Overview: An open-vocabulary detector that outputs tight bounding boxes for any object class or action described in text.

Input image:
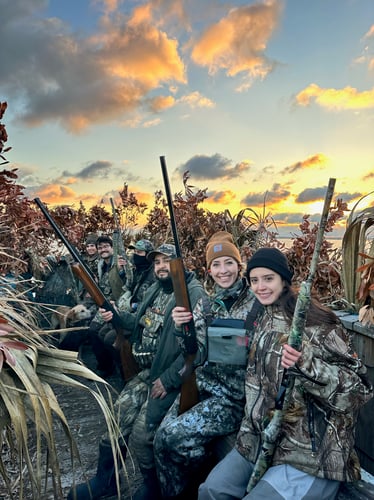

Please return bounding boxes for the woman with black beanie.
[199,247,373,500]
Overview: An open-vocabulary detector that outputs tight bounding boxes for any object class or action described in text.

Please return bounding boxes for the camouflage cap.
[147,243,177,262]
[128,239,154,253]
[85,233,98,245]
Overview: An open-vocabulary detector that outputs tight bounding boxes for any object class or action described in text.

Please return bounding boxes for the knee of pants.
[153,425,170,455]
[153,423,189,462]
[197,481,213,500]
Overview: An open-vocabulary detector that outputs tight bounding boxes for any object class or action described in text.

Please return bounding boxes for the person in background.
[87,235,132,377]
[198,247,373,500]
[82,233,99,277]
[78,233,99,312]
[117,239,155,314]
[153,231,261,499]
[67,244,207,500]
[104,239,156,379]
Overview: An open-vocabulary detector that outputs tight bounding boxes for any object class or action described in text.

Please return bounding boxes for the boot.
[133,467,162,500]
[67,440,124,500]
[89,326,115,377]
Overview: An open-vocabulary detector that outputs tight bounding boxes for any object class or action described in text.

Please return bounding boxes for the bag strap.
[202,295,214,327]
[244,298,263,334]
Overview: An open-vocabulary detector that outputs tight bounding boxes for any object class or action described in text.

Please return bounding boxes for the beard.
[156,274,173,293]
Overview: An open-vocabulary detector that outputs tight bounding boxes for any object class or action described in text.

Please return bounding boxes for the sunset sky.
[1,0,373,237]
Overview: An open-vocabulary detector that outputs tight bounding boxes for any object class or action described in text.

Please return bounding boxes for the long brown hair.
[278,282,339,327]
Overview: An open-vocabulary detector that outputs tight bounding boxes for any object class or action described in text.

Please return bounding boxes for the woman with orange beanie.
[153,231,262,499]
[198,247,373,500]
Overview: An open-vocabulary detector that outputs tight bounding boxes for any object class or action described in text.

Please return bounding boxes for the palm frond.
[341,193,374,309]
[0,279,121,499]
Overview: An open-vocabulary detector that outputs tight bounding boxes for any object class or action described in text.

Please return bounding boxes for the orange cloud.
[178,91,215,108]
[99,0,121,14]
[143,118,162,127]
[97,9,186,88]
[363,25,374,39]
[149,95,176,112]
[191,1,282,85]
[207,190,236,204]
[11,2,188,133]
[295,84,374,110]
[233,160,252,175]
[64,177,78,185]
[281,153,328,175]
[363,171,374,181]
[34,184,78,204]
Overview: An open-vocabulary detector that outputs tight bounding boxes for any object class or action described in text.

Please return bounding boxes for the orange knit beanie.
[206,231,242,269]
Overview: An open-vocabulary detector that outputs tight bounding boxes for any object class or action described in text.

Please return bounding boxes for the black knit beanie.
[246,248,293,284]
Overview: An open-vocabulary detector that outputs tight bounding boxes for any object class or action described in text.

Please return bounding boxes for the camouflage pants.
[106,368,156,470]
[153,391,244,497]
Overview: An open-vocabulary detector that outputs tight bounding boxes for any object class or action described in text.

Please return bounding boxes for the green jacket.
[121,271,207,431]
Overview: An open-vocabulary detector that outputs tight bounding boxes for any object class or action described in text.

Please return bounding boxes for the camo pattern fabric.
[116,266,155,314]
[83,254,99,279]
[104,369,150,446]
[236,305,373,483]
[154,279,258,497]
[131,288,172,369]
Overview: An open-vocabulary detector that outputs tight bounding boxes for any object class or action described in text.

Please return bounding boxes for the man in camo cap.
[116,239,155,314]
[68,243,207,500]
[146,243,176,262]
[128,238,154,253]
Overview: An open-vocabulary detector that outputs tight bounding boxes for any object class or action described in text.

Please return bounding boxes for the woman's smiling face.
[248,267,284,305]
[209,256,240,289]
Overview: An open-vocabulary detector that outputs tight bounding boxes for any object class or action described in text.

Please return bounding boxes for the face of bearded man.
[153,254,171,282]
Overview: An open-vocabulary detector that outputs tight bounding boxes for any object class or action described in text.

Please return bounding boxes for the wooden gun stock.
[170,254,199,416]
[170,258,196,349]
[71,263,122,329]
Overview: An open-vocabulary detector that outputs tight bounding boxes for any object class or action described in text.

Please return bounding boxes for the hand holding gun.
[246,178,336,491]
[34,197,139,381]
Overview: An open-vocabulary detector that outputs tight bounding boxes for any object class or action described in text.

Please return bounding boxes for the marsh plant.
[0,271,123,499]
[341,192,374,324]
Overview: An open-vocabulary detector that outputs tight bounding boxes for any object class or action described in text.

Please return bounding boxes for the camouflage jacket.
[194,278,258,404]
[236,305,373,482]
[78,253,99,299]
[120,271,207,431]
[97,256,128,302]
[117,264,155,314]
[83,253,99,279]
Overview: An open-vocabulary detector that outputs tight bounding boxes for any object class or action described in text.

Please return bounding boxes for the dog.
[50,303,92,330]
[50,303,93,350]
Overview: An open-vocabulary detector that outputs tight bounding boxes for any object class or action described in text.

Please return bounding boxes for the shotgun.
[34,197,139,381]
[160,156,199,415]
[109,197,133,290]
[247,178,336,491]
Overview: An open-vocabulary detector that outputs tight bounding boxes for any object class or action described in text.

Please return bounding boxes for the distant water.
[278,238,342,251]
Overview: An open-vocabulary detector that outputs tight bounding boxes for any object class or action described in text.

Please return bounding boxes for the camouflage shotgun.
[247,178,336,492]
[109,197,133,290]
[34,197,139,381]
[160,156,199,415]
